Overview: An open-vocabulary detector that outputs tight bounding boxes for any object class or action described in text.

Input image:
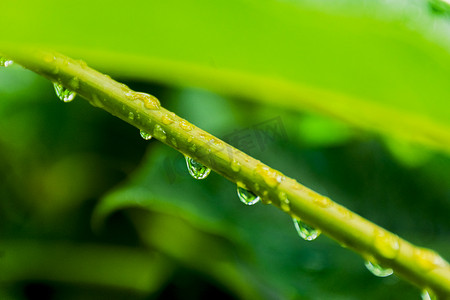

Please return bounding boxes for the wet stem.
[1,48,450,298]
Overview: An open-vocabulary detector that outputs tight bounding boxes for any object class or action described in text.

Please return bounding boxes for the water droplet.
[293,218,321,241]
[374,229,399,260]
[119,83,130,92]
[140,130,152,140]
[413,248,448,271]
[421,289,436,300]
[208,138,223,150]
[279,192,291,212]
[313,195,332,208]
[336,205,352,220]
[126,91,160,110]
[199,132,209,139]
[53,83,76,102]
[255,164,284,188]
[185,156,211,179]
[237,187,260,205]
[43,53,55,63]
[90,94,104,108]
[364,261,393,277]
[0,57,13,67]
[77,59,88,68]
[189,144,197,152]
[259,187,272,205]
[153,124,167,141]
[180,120,193,131]
[170,137,178,147]
[230,160,241,172]
[128,112,135,120]
[162,114,175,125]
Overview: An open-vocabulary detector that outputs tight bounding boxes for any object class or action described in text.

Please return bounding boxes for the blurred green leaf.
[296,114,355,148]
[0,240,173,294]
[1,0,449,152]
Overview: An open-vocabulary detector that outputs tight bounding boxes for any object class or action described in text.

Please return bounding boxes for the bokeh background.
[1,0,450,299]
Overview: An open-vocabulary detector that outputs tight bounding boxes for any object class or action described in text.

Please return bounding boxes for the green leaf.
[1,0,449,153]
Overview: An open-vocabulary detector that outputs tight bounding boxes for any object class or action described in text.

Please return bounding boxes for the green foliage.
[1,0,450,299]
[2,0,450,151]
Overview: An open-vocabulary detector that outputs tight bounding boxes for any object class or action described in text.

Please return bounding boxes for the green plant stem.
[2,48,449,298]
